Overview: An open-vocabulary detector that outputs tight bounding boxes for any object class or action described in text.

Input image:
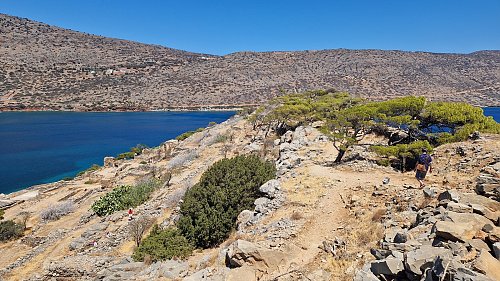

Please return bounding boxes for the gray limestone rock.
[354,264,380,281]
[259,179,280,199]
[438,190,461,203]
[158,260,188,279]
[493,242,500,260]
[447,202,473,213]
[370,257,404,276]
[405,245,453,275]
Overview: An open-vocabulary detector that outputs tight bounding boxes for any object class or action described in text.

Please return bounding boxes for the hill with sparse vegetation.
[1,13,499,111]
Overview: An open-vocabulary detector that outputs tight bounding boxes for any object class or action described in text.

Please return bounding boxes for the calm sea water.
[0,111,234,194]
[483,107,500,122]
[0,108,499,195]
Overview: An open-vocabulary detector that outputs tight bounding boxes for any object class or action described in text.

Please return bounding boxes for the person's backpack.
[416,154,430,171]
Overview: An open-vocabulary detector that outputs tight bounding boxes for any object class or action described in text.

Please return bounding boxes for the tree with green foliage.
[178,155,276,248]
[320,104,378,162]
[0,209,4,220]
[132,225,193,262]
[371,141,433,171]
[263,91,499,165]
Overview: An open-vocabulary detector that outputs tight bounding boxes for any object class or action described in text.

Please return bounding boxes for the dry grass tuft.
[291,211,304,221]
[322,216,384,280]
[371,208,386,222]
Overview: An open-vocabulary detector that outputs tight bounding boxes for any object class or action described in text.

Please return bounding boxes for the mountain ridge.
[1,13,499,111]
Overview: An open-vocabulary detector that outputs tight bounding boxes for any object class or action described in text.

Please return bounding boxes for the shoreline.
[0,104,259,113]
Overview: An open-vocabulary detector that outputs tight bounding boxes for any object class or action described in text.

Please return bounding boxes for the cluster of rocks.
[276,126,312,176]
[355,187,500,281]
[237,179,286,234]
[476,161,500,200]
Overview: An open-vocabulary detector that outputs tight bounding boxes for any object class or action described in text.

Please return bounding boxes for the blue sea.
[0,111,234,194]
[483,107,500,122]
[0,108,499,195]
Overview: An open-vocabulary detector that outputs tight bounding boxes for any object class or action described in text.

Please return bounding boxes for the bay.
[1,107,499,195]
[0,111,234,194]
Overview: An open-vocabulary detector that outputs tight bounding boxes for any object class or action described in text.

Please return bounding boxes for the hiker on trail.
[128,208,133,220]
[415,148,432,188]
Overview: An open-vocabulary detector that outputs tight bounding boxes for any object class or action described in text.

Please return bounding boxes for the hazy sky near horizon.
[1,0,499,55]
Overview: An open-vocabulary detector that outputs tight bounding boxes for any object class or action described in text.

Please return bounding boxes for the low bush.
[178,155,276,248]
[175,128,204,141]
[91,179,160,216]
[40,201,75,221]
[132,225,193,262]
[76,164,101,177]
[0,220,24,242]
[0,209,4,220]
[117,144,148,160]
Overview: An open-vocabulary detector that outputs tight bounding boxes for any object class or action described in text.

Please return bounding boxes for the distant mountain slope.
[1,13,499,110]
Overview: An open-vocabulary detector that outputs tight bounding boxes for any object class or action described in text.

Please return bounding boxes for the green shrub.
[214,134,230,143]
[117,144,148,160]
[132,226,193,262]
[117,151,135,160]
[0,220,24,242]
[0,209,4,220]
[175,128,204,141]
[91,180,160,216]
[76,164,101,177]
[178,155,276,248]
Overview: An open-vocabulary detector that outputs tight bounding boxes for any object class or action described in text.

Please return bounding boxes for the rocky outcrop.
[476,161,500,200]
[355,188,500,281]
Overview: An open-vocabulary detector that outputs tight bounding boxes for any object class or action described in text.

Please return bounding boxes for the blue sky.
[0,0,499,55]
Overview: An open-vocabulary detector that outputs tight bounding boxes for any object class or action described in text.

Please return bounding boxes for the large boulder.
[226,240,286,271]
[453,267,494,281]
[259,180,280,199]
[473,251,500,280]
[434,221,477,242]
[158,260,188,279]
[405,245,453,275]
[447,212,494,233]
[370,256,404,276]
[226,266,257,281]
[438,190,461,203]
[354,264,380,281]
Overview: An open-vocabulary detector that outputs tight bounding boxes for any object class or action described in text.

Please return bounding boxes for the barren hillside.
[1,13,500,111]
